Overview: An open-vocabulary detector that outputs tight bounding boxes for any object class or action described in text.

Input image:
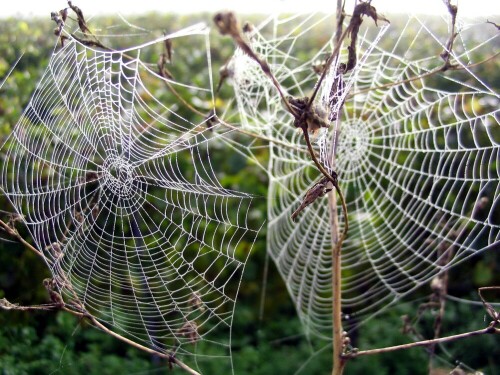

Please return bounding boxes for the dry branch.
[343,325,500,359]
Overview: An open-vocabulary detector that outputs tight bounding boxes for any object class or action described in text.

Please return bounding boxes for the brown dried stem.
[427,246,453,373]
[301,129,348,238]
[343,324,500,359]
[69,33,109,50]
[213,11,349,237]
[486,20,500,30]
[0,299,58,311]
[478,287,500,323]
[213,11,351,214]
[329,4,390,374]
[0,218,42,257]
[213,11,297,116]
[307,26,349,110]
[78,309,201,375]
[440,0,458,68]
[307,1,389,109]
[331,1,346,373]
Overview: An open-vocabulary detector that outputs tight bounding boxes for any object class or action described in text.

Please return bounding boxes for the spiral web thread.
[221,12,500,338]
[0,21,260,360]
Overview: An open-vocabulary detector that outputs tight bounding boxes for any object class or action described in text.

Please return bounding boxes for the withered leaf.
[291,177,332,221]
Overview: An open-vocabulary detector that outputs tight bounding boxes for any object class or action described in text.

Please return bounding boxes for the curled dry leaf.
[288,96,330,134]
[45,242,64,261]
[291,177,332,221]
[478,288,500,323]
[67,1,90,34]
[213,12,240,37]
[188,292,206,311]
[178,321,201,344]
[43,278,65,306]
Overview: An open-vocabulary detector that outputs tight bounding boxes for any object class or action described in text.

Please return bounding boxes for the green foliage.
[0,313,164,374]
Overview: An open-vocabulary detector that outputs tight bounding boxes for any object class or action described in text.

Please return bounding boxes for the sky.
[1,0,499,18]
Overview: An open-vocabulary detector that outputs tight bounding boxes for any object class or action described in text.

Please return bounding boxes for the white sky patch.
[1,0,499,18]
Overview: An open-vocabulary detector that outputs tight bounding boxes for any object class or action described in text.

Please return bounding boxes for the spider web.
[0,20,260,362]
[219,11,500,338]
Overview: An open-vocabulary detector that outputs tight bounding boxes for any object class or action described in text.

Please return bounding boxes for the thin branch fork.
[0,218,42,257]
[343,324,500,359]
[213,12,297,116]
[344,285,500,360]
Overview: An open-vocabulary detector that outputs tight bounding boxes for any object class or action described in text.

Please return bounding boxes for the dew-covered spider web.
[0,19,260,364]
[218,9,500,339]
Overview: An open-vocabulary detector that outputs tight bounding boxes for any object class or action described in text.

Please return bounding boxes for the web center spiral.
[337,120,369,176]
[101,156,136,198]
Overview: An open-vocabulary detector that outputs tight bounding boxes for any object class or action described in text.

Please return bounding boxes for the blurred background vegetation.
[0,11,499,375]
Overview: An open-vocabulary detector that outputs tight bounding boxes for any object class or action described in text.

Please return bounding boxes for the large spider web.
[0,20,260,361]
[220,11,499,338]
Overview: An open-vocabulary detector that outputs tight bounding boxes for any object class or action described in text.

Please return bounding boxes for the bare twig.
[213,11,297,116]
[301,128,349,239]
[332,231,346,374]
[334,1,346,44]
[478,287,500,323]
[67,1,91,34]
[0,218,43,257]
[486,20,500,30]
[348,51,500,98]
[0,298,58,311]
[212,5,388,223]
[307,1,389,108]
[79,309,201,375]
[212,10,350,233]
[307,27,349,109]
[331,1,346,373]
[427,244,453,373]
[345,285,500,361]
[440,0,458,69]
[301,3,387,243]
[343,325,499,359]
[68,33,109,50]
